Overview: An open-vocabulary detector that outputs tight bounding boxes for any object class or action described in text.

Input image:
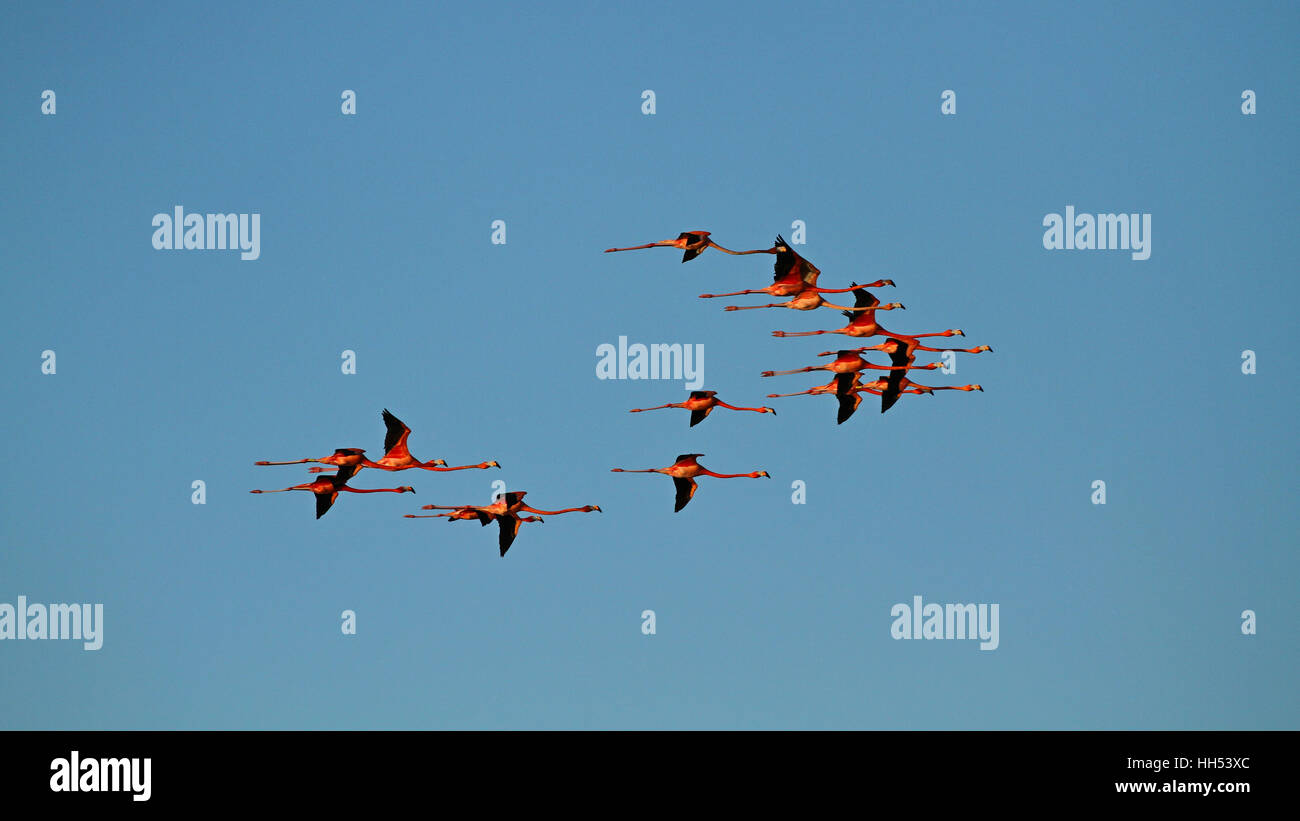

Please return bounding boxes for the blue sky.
[1,1,1296,729]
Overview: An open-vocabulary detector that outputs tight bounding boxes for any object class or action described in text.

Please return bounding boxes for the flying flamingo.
[255,447,369,470]
[604,231,768,263]
[611,454,769,512]
[764,373,931,424]
[772,285,968,343]
[845,336,994,359]
[763,373,899,424]
[878,372,983,413]
[405,508,545,556]
[700,236,895,299]
[308,409,501,474]
[721,285,904,314]
[629,390,776,427]
[407,509,546,525]
[760,349,942,379]
[411,491,539,555]
[418,490,528,517]
[765,374,860,400]
[250,466,415,519]
[834,336,993,414]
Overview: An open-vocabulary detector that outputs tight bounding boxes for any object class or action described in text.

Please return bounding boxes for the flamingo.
[313,409,501,473]
[611,454,769,512]
[833,336,991,414]
[418,490,528,517]
[407,509,546,525]
[250,466,415,519]
[700,236,894,299]
[760,349,941,379]
[405,508,545,556]
[416,492,600,518]
[772,285,964,342]
[878,372,983,413]
[844,336,994,358]
[255,447,369,470]
[629,390,776,427]
[604,230,768,262]
[763,373,897,424]
[721,285,904,314]
[765,374,931,424]
[411,492,539,555]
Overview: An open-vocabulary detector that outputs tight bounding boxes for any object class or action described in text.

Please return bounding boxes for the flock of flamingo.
[603,230,993,509]
[251,409,600,556]
[250,230,991,555]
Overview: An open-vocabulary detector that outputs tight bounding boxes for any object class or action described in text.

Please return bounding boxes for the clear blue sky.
[1,1,1295,729]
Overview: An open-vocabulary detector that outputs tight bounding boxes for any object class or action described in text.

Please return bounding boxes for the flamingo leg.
[715,401,775,414]
[699,289,770,298]
[761,366,820,376]
[766,390,827,398]
[604,241,677,252]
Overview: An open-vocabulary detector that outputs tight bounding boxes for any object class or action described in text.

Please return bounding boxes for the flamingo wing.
[497,513,523,556]
[837,391,863,425]
[689,406,714,427]
[770,235,798,283]
[334,464,359,484]
[886,338,916,369]
[672,477,698,512]
[881,371,907,413]
[380,409,412,459]
[315,490,339,519]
